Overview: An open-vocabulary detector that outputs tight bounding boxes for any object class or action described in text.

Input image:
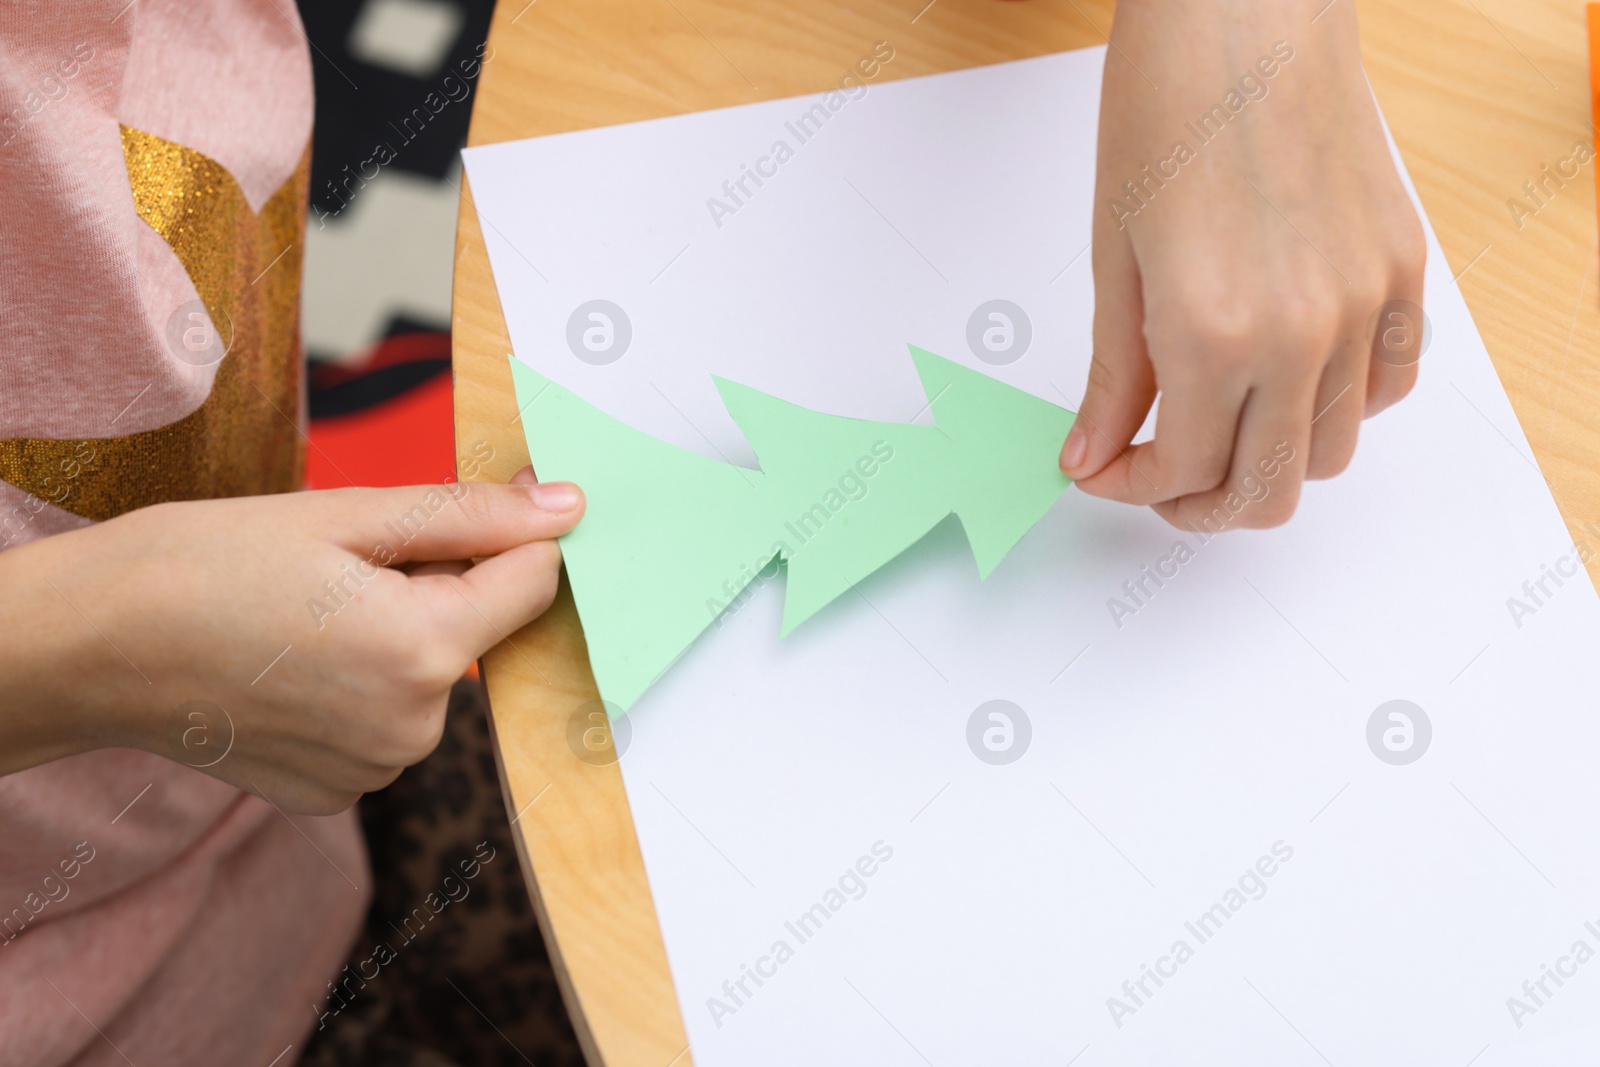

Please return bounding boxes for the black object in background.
[295,0,498,218]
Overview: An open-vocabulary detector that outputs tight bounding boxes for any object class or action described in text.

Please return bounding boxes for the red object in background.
[304,332,457,489]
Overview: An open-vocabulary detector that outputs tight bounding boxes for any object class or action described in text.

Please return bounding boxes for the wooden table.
[451,2,1600,1062]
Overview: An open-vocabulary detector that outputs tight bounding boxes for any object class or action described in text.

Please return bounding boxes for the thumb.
[1061,228,1156,480]
[413,538,567,652]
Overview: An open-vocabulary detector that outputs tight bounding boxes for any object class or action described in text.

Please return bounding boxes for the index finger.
[313,480,584,564]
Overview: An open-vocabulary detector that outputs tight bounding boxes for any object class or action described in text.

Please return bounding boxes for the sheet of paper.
[510,346,1075,709]
[466,47,1600,1065]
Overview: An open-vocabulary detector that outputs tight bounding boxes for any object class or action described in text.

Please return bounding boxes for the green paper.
[510,346,1075,712]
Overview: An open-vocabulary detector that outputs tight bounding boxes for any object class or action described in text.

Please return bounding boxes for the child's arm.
[0,471,582,814]
[1060,0,1424,528]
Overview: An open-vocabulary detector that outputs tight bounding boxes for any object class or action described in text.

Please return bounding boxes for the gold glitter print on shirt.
[0,127,309,522]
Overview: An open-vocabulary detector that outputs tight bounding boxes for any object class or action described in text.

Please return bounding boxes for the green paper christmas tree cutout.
[511,346,1075,712]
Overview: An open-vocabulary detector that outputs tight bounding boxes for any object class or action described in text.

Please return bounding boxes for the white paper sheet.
[465,47,1600,1065]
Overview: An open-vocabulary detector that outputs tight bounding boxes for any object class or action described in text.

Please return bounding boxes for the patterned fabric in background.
[291,3,583,1062]
[301,681,585,1067]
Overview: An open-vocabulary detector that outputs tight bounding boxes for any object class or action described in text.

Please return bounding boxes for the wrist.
[0,533,129,775]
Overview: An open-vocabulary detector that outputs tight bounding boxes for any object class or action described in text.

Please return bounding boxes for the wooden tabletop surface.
[451,2,1600,1063]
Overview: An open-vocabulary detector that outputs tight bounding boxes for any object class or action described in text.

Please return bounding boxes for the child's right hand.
[0,468,583,814]
[1061,0,1425,530]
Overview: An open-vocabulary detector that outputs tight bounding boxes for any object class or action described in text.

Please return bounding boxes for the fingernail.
[529,482,579,511]
[1060,425,1088,473]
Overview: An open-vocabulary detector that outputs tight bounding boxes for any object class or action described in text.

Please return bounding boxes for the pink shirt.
[0,3,367,1064]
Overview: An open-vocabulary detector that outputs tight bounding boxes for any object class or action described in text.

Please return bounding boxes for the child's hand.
[1059,0,1425,529]
[0,468,582,813]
